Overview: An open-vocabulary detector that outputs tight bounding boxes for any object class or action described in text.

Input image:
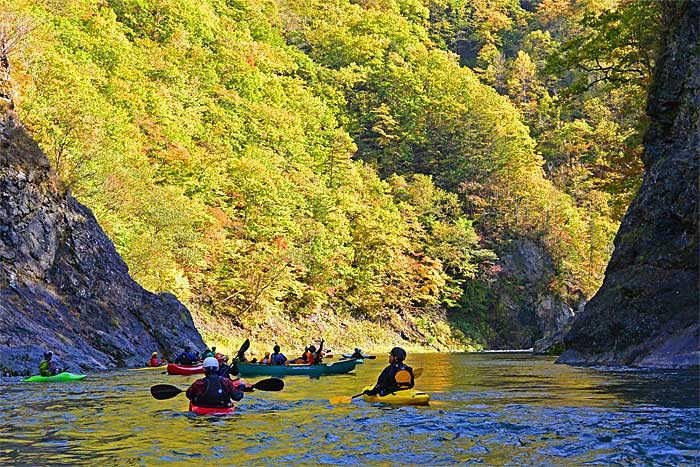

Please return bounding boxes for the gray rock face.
[486,239,580,349]
[557,0,699,368]
[0,110,205,375]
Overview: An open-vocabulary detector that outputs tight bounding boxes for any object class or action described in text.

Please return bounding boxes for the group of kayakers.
[37,343,416,411]
[184,345,414,409]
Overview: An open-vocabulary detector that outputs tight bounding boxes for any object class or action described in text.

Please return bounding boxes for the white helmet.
[203,357,219,370]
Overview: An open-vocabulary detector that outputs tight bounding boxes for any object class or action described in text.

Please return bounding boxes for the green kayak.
[238,358,357,376]
[22,372,87,382]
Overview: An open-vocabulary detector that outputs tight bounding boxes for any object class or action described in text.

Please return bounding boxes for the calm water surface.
[0,353,698,466]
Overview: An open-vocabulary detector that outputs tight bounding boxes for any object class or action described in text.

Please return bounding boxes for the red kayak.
[167,363,203,375]
[188,402,235,415]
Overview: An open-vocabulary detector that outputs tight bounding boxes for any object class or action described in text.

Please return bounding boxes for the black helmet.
[273,345,280,353]
[389,347,406,361]
[309,345,316,352]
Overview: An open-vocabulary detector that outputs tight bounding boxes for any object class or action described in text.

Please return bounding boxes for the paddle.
[150,377,284,400]
[236,339,250,362]
[341,355,376,360]
[328,367,424,405]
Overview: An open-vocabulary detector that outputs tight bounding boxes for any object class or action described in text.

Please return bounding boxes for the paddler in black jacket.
[363,347,415,397]
[186,357,244,408]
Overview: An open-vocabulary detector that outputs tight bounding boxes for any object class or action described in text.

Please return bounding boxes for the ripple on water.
[0,355,698,466]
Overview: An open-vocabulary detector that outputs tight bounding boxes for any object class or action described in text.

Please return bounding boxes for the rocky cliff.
[0,108,205,375]
[557,0,699,368]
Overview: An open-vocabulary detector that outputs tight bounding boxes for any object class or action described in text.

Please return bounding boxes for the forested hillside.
[0,0,653,354]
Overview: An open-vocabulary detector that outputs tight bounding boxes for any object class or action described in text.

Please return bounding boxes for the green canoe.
[238,358,357,376]
[23,372,87,382]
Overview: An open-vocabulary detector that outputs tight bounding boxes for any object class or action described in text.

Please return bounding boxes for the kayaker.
[39,351,60,376]
[186,357,244,408]
[202,346,216,358]
[174,347,198,365]
[289,347,310,364]
[216,355,238,379]
[309,342,324,365]
[363,347,414,397]
[260,351,271,364]
[149,352,165,367]
[270,345,287,365]
[351,348,363,359]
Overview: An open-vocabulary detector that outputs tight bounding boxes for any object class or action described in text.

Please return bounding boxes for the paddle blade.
[365,355,376,359]
[252,378,284,391]
[236,339,250,361]
[414,368,423,379]
[236,339,250,360]
[329,395,353,405]
[150,384,183,400]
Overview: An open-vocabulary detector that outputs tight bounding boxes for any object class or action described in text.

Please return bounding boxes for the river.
[0,353,697,466]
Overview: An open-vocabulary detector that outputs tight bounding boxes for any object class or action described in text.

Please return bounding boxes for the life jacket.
[194,374,232,408]
[395,368,414,390]
[149,357,160,367]
[39,360,51,377]
[270,353,286,365]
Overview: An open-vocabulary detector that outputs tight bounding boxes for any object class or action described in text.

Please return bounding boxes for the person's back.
[176,348,197,365]
[186,357,243,408]
[270,345,287,365]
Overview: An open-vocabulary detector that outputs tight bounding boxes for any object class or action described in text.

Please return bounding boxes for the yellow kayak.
[130,365,167,371]
[361,385,430,406]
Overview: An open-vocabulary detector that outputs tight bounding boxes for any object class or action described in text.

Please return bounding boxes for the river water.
[0,353,697,466]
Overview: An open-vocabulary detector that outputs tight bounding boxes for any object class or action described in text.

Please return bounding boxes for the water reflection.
[0,353,697,466]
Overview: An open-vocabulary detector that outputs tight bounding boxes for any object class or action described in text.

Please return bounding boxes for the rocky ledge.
[0,108,204,375]
[557,0,699,369]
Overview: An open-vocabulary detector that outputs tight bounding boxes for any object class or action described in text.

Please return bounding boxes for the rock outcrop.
[557,0,699,368]
[0,109,205,375]
[483,239,581,350]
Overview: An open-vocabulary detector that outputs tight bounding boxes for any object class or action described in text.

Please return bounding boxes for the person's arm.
[364,366,395,396]
[185,379,205,401]
[223,378,244,401]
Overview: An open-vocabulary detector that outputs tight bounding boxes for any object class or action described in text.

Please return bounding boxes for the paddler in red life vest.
[363,347,415,397]
[149,352,165,367]
[186,357,244,409]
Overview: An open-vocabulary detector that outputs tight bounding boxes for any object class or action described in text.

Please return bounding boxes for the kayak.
[342,354,373,361]
[188,402,235,415]
[238,358,357,377]
[167,363,203,375]
[360,385,430,406]
[23,372,87,382]
[131,365,167,371]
